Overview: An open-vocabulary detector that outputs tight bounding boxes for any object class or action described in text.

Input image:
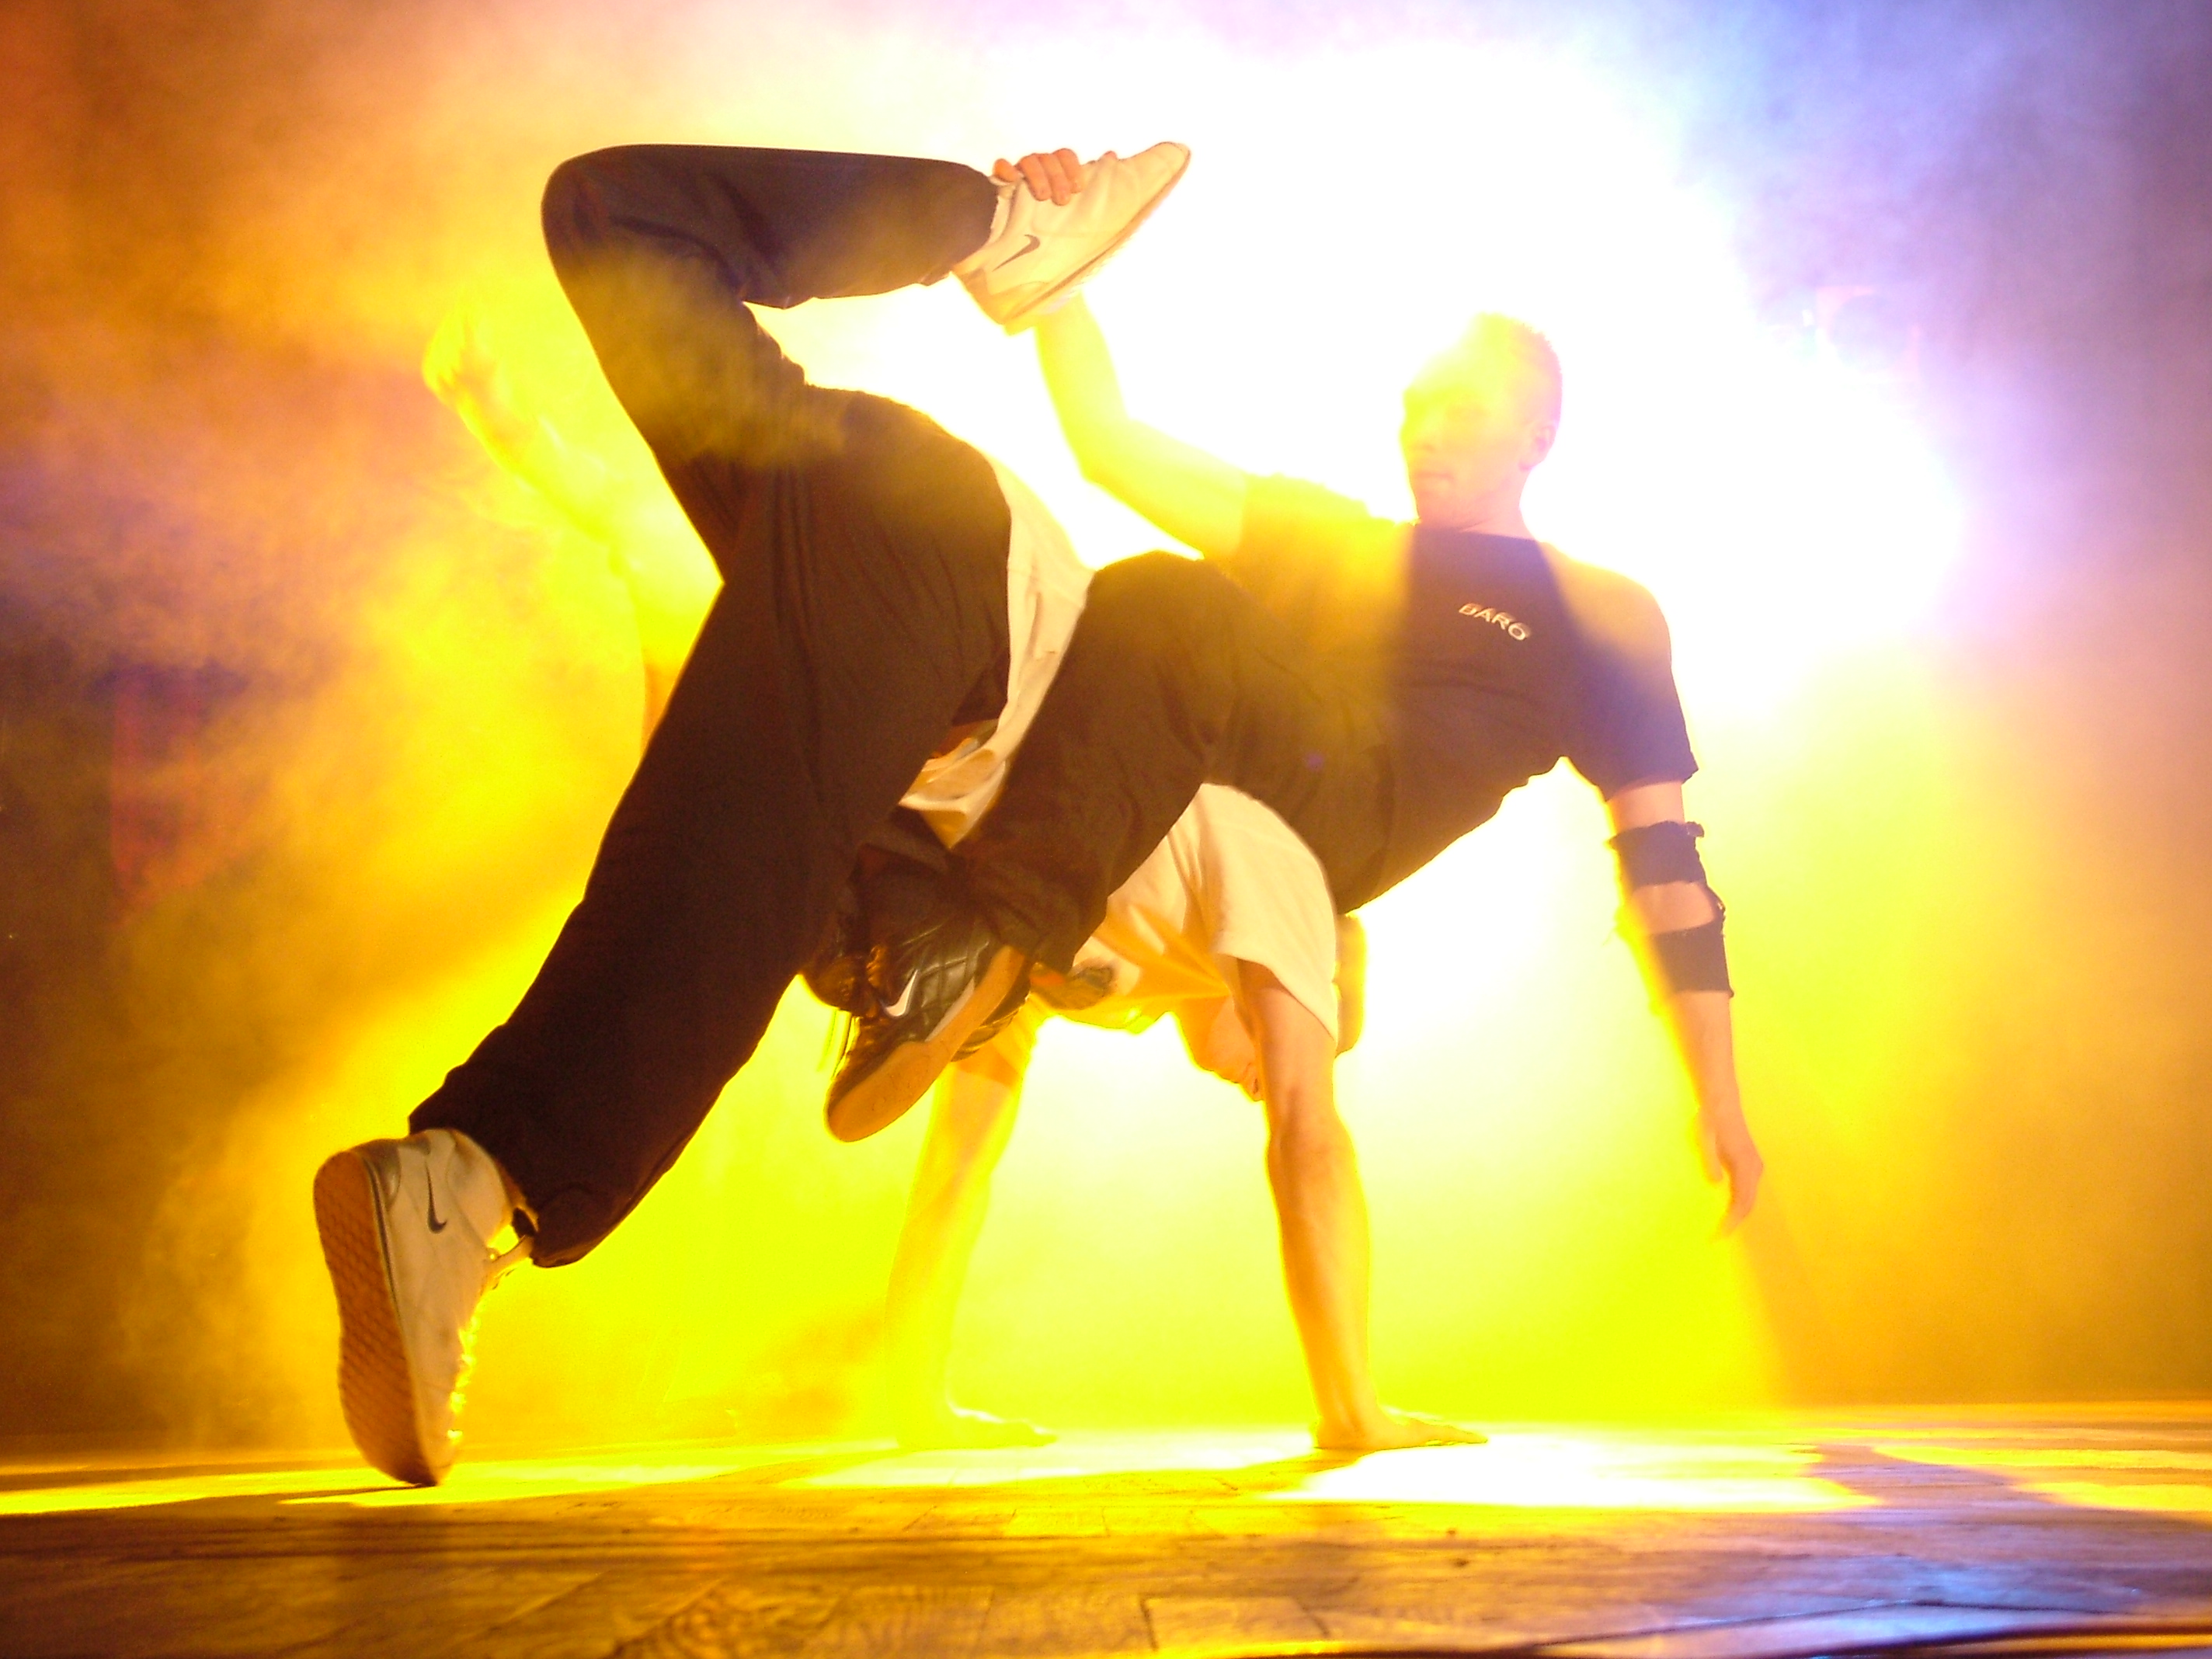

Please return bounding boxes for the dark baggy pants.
[952,552,1394,974]
[412,148,1004,1265]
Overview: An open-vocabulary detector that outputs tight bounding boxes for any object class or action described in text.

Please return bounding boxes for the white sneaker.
[957,141,1191,331]
[312,1129,527,1485]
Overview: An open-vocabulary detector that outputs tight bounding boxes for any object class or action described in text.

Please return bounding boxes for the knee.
[543,153,586,209]
[541,157,593,267]
[1094,550,1232,601]
[541,151,625,267]
[1087,551,1239,635]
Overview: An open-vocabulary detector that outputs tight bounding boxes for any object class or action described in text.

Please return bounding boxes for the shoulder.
[1242,473,1400,548]
[1234,478,1408,634]
[1250,472,1386,516]
[1542,546,1673,664]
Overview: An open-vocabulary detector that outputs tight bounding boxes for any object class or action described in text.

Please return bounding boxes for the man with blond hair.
[832,150,1764,1249]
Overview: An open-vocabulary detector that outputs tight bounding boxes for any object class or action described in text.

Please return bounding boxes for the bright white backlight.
[746,26,1963,718]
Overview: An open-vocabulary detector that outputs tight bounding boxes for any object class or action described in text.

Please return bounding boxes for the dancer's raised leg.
[321,148,1011,1484]
[318,141,1197,1483]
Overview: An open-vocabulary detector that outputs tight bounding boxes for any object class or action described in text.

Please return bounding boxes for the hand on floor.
[1316,1410,1489,1452]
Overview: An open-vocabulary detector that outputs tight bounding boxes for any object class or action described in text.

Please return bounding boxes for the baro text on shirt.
[1458,603,1529,641]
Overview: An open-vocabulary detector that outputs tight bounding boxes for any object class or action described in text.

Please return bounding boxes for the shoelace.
[820,1010,857,1073]
[452,1236,534,1427]
[485,1237,531,1285]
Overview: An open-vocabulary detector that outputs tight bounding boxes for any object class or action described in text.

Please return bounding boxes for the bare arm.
[424,309,720,733]
[1237,962,1481,1450]
[424,310,628,542]
[1606,781,1764,1232]
[1032,294,1249,557]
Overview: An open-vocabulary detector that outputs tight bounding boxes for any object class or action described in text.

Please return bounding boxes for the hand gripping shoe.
[825,906,1031,1143]
[312,1129,529,1485]
[956,142,1191,332]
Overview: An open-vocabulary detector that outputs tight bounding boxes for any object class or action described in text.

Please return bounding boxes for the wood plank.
[289,1565,598,1656]
[1000,1507,1110,1539]
[1144,1595,1323,1653]
[1545,1607,2105,1659]
[430,1568,727,1659]
[6,1414,2212,1659]
[616,1584,841,1659]
[972,1590,1153,1657]
[904,1506,1021,1537]
[0,1558,371,1657]
[795,1588,995,1658]
[1319,1609,1560,1650]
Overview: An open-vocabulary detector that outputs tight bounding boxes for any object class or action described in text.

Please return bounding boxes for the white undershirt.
[898,459,1092,846]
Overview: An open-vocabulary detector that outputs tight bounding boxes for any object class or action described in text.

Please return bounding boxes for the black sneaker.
[801,875,872,1017]
[825,906,1030,1142]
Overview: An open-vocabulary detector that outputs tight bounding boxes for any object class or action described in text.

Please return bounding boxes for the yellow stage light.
[186,12,1973,1449]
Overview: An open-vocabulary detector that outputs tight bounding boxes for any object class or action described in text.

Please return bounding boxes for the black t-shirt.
[1225,475,1699,896]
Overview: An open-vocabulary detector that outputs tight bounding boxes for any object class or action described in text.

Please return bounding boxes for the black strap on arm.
[1647,918,1731,996]
[1608,820,1732,1000]
[1608,819,1710,889]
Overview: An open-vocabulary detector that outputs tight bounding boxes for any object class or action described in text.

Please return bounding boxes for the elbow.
[1052,409,1134,486]
[1626,881,1718,935]
[1073,447,1154,519]
[1059,423,1122,486]
[1073,448,1123,491]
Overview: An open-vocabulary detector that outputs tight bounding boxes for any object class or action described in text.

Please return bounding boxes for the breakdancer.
[412,294,1469,1457]
[314,139,1195,1484]
[835,152,1764,1236]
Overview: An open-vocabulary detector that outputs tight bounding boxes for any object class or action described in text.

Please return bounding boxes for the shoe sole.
[996,146,1191,331]
[313,1150,436,1486]
[826,945,1028,1142]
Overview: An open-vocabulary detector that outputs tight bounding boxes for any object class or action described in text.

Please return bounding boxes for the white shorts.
[1049,783,1340,1046]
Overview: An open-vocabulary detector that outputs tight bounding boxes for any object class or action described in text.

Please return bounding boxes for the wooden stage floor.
[4,1409,2210,1657]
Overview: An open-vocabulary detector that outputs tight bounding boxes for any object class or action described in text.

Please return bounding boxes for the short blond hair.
[1421,313,1563,427]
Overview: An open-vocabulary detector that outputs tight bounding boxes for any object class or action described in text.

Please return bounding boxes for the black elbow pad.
[1608,819,1710,891]
[1609,821,1732,1000]
[1649,917,1732,996]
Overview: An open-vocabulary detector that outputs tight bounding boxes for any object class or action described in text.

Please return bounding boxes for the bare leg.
[1237,961,1485,1451]
[884,1038,1053,1449]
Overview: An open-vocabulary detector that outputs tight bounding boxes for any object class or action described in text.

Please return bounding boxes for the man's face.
[1399,355,1556,527]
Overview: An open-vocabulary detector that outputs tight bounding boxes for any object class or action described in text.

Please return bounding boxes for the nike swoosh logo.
[994,234,1042,270]
[882,972,920,1019]
[426,1174,448,1233]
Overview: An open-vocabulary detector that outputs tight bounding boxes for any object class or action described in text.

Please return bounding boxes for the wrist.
[1696,1094,1747,1131]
